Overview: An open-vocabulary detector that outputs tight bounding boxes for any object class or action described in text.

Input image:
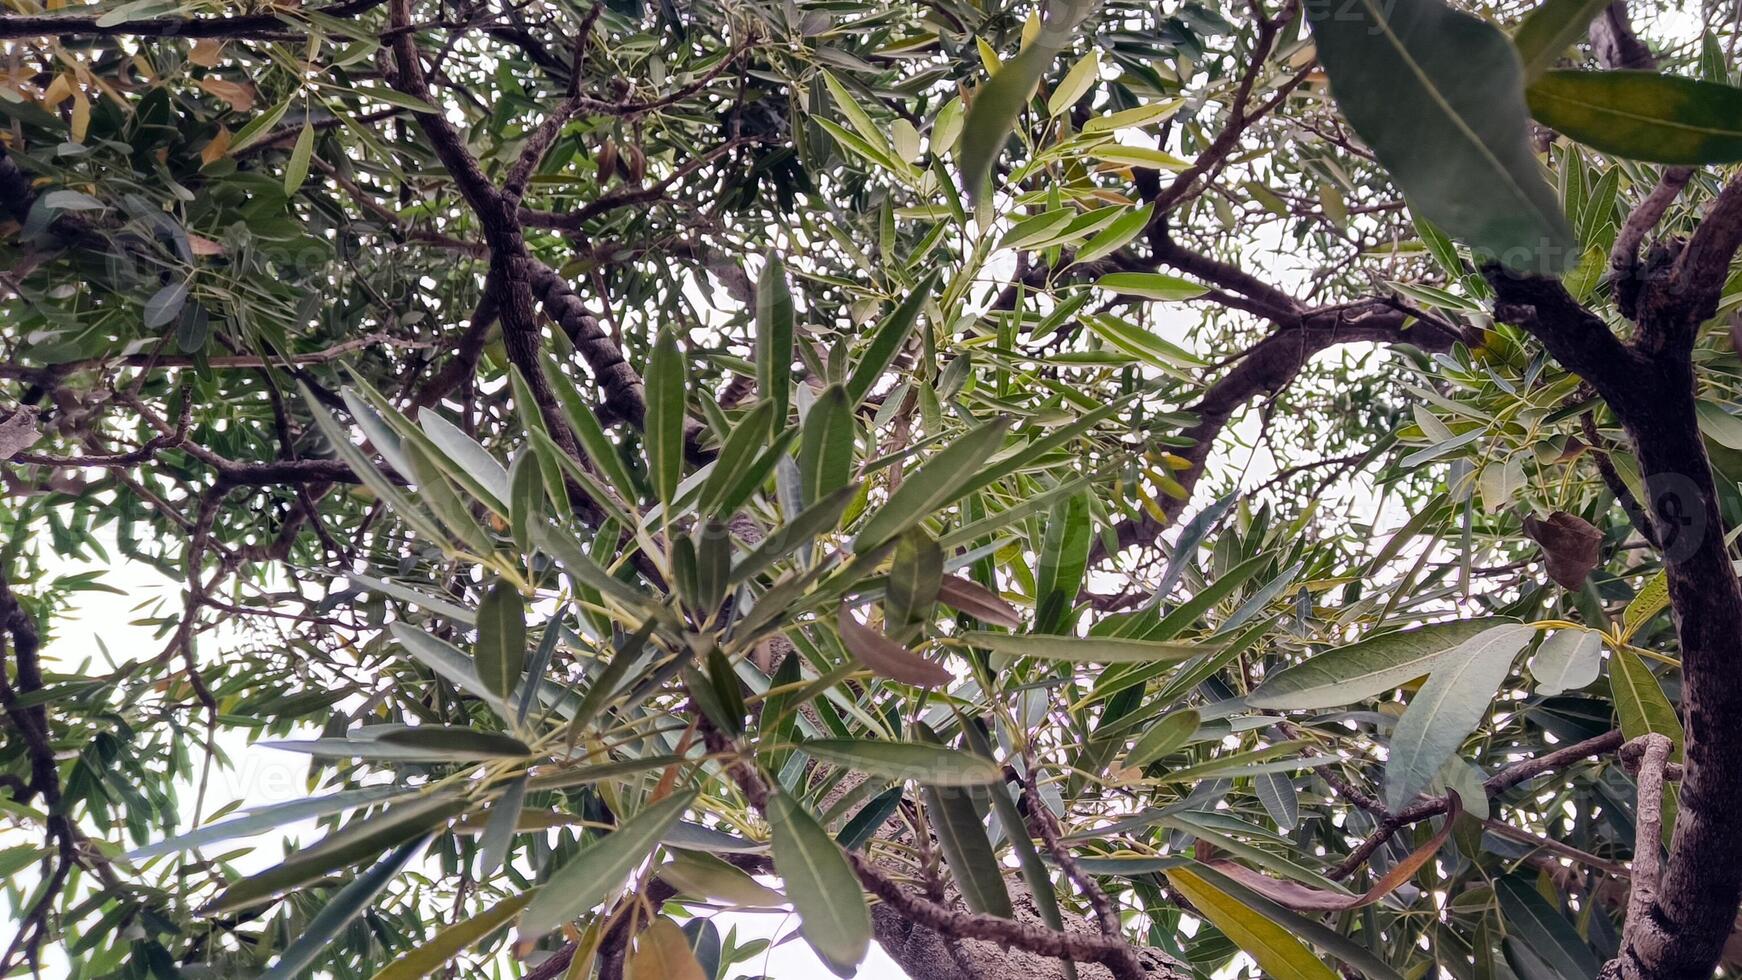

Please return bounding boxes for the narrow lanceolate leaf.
[1165,868,1339,980]
[1384,624,1533,810]
[1494,875,1602,979]
[1033,492,1090,634]
[837,605,953,686]
[1511,0,1612,82]
[390,622,510,717]
[799,384,856,506]
[1255,771,1299,831]
[885,528,943,633]
[646,329,686,507]
[1306,0,1574,273]
[206,795,467,914]
[284,118,315,195]
[853,419,1011,550]
[955,631,1207,665]
[129,786,417,860]
[937,575,1022,628]
[1527,70,1742,165]
[417,410,511,514]
[658,850,785,906]
[1248,618,1509,710]
[844,270,939,406]
[1529,629,1603,696]
[1155,492,1236,600]
[475,579,526,700]
[1622,569,1669,640]
[799,738,1002,786]
[697,400,774,516]
[476,776,527,878]
[768,792,872,977]
[958,3,1094,199]
[1124,708,1200,769]
[518,790,697,941]
[923,781,1013,918]
[263,837,428,980]
[303,387,447,545]
[370,890,533,980]
[1094,271,1207,301]
[757,253,795,426]
[260,727,531,761]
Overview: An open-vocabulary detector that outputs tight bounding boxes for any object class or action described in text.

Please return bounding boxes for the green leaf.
[130,786,417,860]
[1306,0,1575,273]
[518,790,697,941]
[1166,867,1338,980]
[1033,492,1090,634]
[1494,875,1601,979]
[370,890,534,980]
[757,253,794,426]
[955,631,1206,665]
[697,400,774,517]
[845,271,938,406]
[921,779,1012,918]
[143,283,188,329]
[1073,204,1153,266]
[1093,271,1206,301]
[284,117,315,195]
[401,440,493,554]
[659,850,785,906]
[853,418,1010,550]
[263,836,428,980]
[1512,0,1611,82]
[1384,624,1533,810]
[960,41,1052,200]
[1622,569,1669,639]
[1124,708,1200,769]
[206,795,467,914]
[1610,644,1684,756]
[798,738,1002,786]
[885,528,943,633]
[534,357,641,504]
[768,792,872,976]
[729,486,856,585]
[1527,70,1742,165]
[1247,618,1510,710]
[260,727,532,761]
[1048,49,1101,116]
[475,580,526,701]
[508,450,544,552]
[476,776,526,878]
[389,623,511,717]
[418,411,511,515]
[646,329,686,507]
[1529,628,1603,695]
[799,384,856,506]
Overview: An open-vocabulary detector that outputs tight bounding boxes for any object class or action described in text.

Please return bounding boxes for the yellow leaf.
[624,919,705,980]
[1165,868,1338,980]
[370,891,533,980]
[42,73,71,107]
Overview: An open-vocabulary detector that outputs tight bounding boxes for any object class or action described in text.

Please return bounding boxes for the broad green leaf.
[263,837,428,979]
[1610,645,1684,757]
[1307,0,1575,272]
[1696,399,1742,450]
[768,792,871,977]
[370,890,534,980]
[1528,70,1742,165]
[853,418,1010,550]
[1384,624,1533,809]
[1622,569,1669,640]
[129,786,417,860]
[757,253,795,425]
[207,795,467,914]
[658,850,785,906]
[799,385,856,506]
[534,357,640,505]
[1080,99,1183,133]
[1166,867,1338,980]
[284,117,314,195]
[1247,618,1509,710]
[1529,628,1602,695]
[956,631,1206,664]
[885,527,943,634]
[518,789,697,940]
[1033,492,1090,634]
[347,574,478,625]
[798,738,1001,786]
[475,579,525,700]
[1048,50,1100,116]
[1124,708,1200,769]
[845,271,938,406]
[1094,271,1206,301]
[1512,0,1611,82]
[922,779,1012,918]
[646,329,685,507]
[1494,875,1601,979]
[476,776,526,878]
[1255,771,1300,831]
[697,400,774,516]
[144,282,188,329]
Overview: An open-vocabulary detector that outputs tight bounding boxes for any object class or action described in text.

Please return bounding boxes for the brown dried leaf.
[837,604,952,686]
[1524,510,1603,588]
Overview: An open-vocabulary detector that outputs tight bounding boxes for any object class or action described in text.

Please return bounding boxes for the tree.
[2,0,1741,976]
